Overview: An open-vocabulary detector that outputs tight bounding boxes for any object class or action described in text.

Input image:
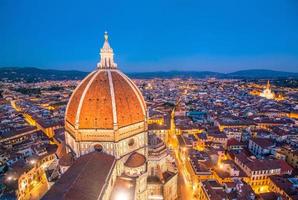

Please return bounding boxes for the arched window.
[93,144,103,152]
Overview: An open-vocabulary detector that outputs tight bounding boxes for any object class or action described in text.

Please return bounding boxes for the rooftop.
[42,151,116,200]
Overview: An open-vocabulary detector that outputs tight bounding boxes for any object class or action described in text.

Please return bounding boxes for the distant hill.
[0,67,88,82]
[0,67,297,82]
[128,71,224,79]
[228,69,298,79]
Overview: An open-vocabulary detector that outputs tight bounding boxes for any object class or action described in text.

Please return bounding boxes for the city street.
[173,148,195,200]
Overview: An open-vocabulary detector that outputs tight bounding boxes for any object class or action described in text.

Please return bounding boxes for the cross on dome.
[97,32,117,69]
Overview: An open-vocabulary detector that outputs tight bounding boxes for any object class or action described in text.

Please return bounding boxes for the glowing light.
[260,80,275,99]
[192,185,196,190]
[30,159,37,165]
[114,190,129,200]
[6,176,13,181]
[259,185,268,193]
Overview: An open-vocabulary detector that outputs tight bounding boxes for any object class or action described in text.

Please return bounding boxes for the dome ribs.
[65,70,145,131]
[65,71,97,126]
[111,71,144,128]
[118,71,147,116]
[78,71,113,129]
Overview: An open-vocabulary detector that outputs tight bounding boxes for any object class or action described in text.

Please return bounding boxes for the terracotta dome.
[124,152,146,168]
[65,33,146,130]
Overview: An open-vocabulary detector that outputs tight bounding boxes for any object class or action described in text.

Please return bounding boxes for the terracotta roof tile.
[66,72,96,125]
[124,152,146,168]
[112,71,144,128]
[65,69,146,131]
[42,151,115,200]
[79,71,113,129]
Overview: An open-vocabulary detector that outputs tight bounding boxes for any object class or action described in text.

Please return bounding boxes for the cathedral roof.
[42,151,116,200]
[58,152,74,166]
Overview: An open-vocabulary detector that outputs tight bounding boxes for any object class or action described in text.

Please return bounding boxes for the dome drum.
[124,165,146,177]
[65,120,146,142]
[124,152,147,177]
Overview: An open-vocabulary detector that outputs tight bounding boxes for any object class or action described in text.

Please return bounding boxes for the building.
[227,138,245,151]
[213,159,247,184]
[185,149,213,184]
[148,114,171,143]
[197,179,255,200]
[281,149,298,169]
[147,133,178,200]
[207,131,228,148]
[42,33,177,200]
[4,144,58,200]
[248,138,275,158]
[234,152,293,193]
[268,176,298,199]
[260,81,275,100]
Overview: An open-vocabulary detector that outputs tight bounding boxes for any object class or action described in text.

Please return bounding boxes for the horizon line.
[0,66,298,74]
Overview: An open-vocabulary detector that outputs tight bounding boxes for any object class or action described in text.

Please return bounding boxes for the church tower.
[260,80,275,99]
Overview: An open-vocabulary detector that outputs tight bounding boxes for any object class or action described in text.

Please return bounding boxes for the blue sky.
[0,0,298,72]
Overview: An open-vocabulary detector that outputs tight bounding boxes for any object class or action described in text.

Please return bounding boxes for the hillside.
[0,67,297,82]
[0,67,88,82]
[228,69,298,79]
[129,71,224,79]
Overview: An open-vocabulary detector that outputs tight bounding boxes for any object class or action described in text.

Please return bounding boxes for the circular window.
[94,144,103,152]
[128,139,135,147]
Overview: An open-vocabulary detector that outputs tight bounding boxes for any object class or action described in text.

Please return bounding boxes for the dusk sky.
[1,0,298,73]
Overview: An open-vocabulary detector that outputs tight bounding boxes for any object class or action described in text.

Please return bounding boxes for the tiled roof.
[124,152,146,168]
[250,138,274,149]
[42,151,115,200]
[65,69,146,130]
[227,138,244,146]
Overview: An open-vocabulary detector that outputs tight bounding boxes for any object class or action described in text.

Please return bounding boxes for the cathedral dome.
[65,33,146,132]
